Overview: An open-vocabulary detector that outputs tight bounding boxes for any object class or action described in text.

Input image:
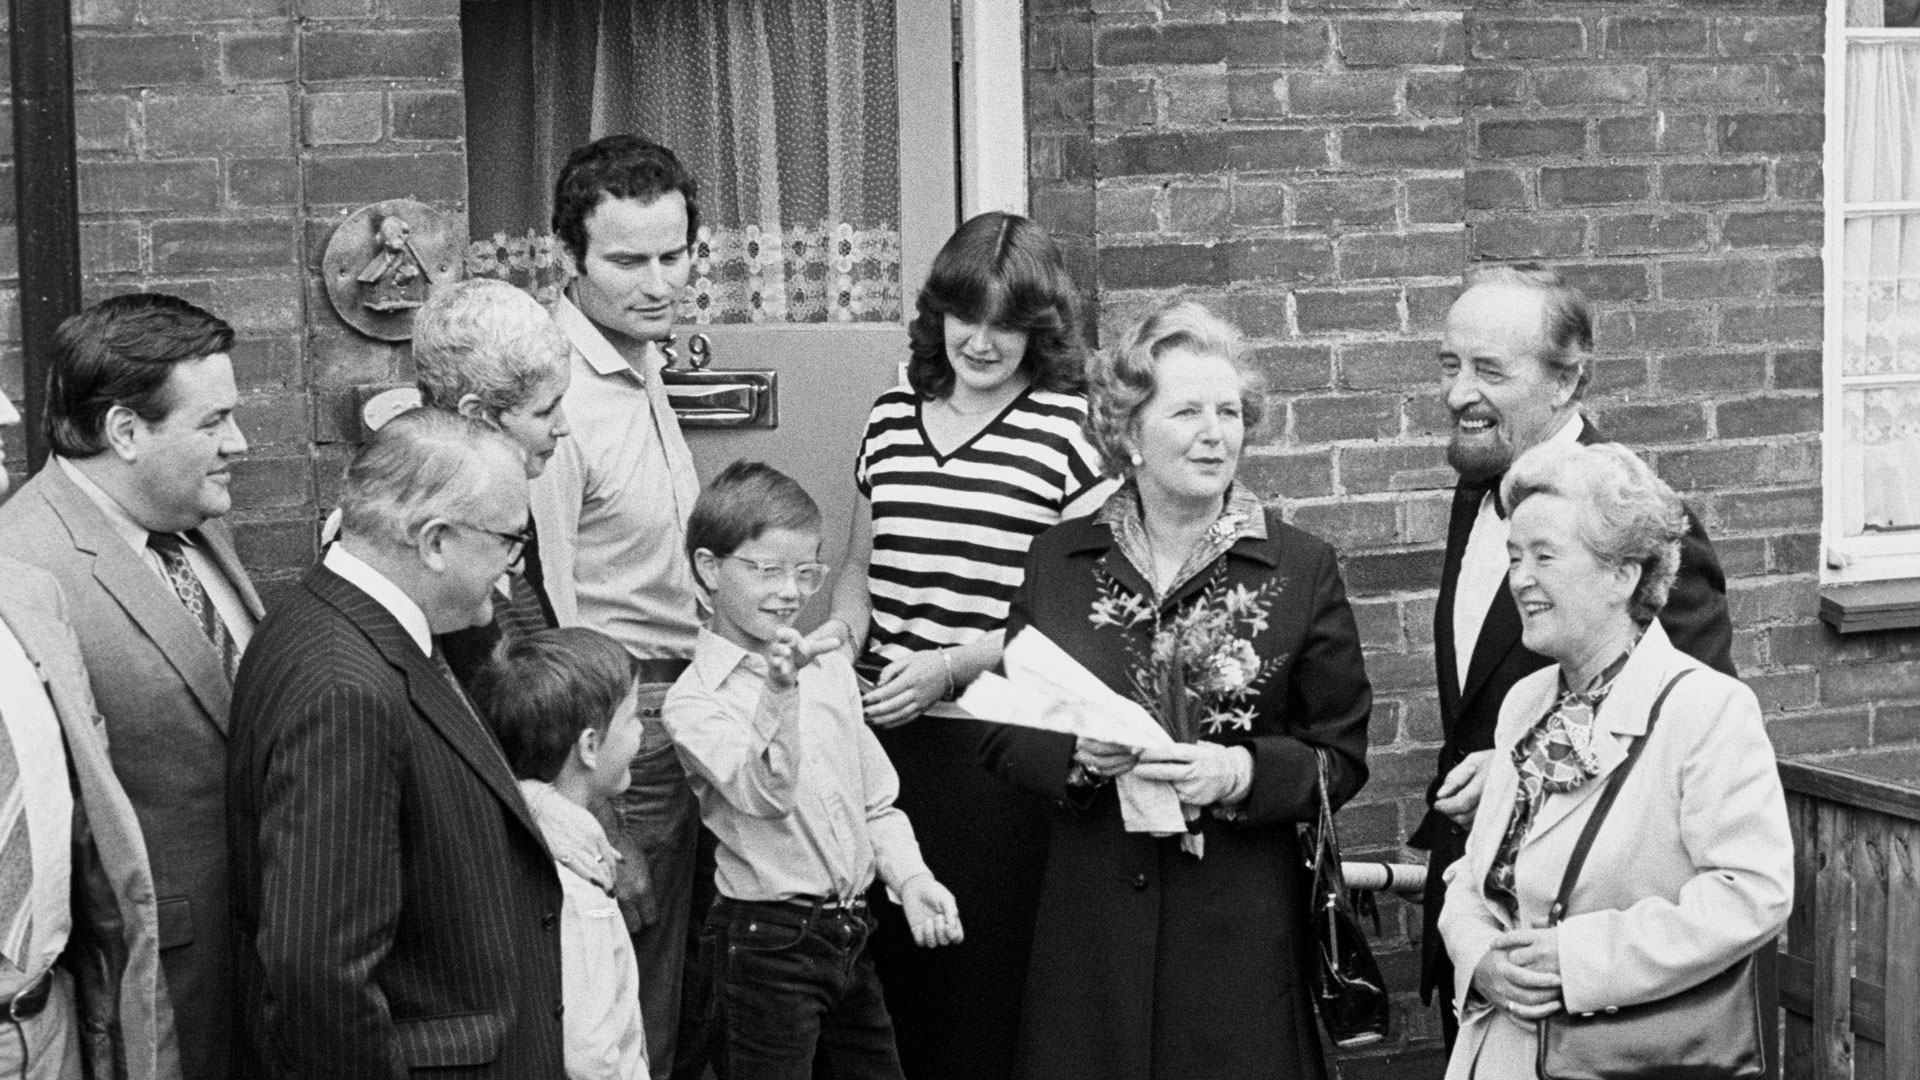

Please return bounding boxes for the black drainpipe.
[9,0,82,472]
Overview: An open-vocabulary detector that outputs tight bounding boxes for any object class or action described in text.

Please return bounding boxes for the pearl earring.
[1129,452,1143,467]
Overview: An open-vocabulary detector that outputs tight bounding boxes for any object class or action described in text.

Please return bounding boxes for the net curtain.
[462,0,904,323]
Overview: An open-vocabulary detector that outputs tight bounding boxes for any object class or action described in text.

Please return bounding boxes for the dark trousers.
[699,897,904,1080]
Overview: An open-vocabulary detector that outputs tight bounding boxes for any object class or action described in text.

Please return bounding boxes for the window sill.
[1819,579,1920,633]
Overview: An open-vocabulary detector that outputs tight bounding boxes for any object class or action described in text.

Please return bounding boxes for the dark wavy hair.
[470,626,642,783]
[47,292,234,457]
[905,212,1087,400]
[551,135,700,267]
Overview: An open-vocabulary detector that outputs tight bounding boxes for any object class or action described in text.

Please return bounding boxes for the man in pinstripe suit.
[227,410,565,1079]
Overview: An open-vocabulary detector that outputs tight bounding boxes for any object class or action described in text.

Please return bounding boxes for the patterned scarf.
[1483,636,1639,920]
[1098,480,1267,605]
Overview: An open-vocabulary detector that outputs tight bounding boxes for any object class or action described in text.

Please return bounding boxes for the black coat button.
[554,1003,565,1020]
[1130,872,1148,890]
[541,912,558,931]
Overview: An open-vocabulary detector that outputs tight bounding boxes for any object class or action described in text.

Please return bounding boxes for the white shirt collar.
[57,455,152,553]
[552,293,664,380]
[322,544,434,656]
[1486,413,1586,513]
[689,626,768,688]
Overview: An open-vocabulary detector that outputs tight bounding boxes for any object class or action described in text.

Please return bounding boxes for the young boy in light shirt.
[472,627,650,1080]
[664,461,961,1080]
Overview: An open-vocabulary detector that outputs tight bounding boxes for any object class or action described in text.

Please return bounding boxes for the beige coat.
[1439,621,1792,1080]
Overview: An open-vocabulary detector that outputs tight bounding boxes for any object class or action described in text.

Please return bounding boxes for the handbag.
[1535,668,1766,1080]
[1298,746,1390,1049]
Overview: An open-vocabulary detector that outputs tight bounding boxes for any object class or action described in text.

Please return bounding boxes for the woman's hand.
[1132,742,1254,807]
[1074,738,1141,780]
[862,651,950,728]
[1470,929,1564,1022]
[899,873,964,947]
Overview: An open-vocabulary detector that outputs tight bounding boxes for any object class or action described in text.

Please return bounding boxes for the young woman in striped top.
[822,212,1110,1080]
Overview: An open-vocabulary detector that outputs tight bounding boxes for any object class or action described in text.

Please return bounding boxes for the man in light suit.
[0,294,262,1079]
[0,386,176,1080]
[228,409,565,1078]
[1410,263,1736,1047]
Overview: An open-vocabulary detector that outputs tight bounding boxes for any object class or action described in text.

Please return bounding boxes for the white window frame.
[956,0,1029,218]
[1821,6,1920,583]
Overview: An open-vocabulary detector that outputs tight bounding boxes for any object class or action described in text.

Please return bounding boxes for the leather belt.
[632,658,692,686]
[0,970,52,1022]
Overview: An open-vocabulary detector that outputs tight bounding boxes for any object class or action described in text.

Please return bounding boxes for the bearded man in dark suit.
[227,409,564,1078]
[1412,263,1737,1047]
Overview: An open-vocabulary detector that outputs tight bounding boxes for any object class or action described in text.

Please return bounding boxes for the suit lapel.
[1460,586,1525,711]
[39,466,233,731]
[307,567,547,852]
[199,519,267,620]
[1436,484,1479,722]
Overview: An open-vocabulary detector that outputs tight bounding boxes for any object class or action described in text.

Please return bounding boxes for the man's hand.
[899,874,963,948]
[1470,930,1564,1022]
[1435,749,1493,829]
[768,627,841,690]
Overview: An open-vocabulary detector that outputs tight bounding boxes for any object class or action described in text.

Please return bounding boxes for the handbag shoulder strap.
[1545,666,1695,926]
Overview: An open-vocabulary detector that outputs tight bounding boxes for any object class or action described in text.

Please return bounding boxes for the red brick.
[152,219,297,272]
[1295,394,1401,442]
[1718,302,1820,344]
[1288,72,1399,118]
[147,90,290,154]
[1471,17,1585,60]
[1033,74,1096,125]
[1293,179,1397,227]
[229,454,312,511]
[1095,76,1156,125]
[1767,710,1870,757]
[1228,129,1333,171]
[79,159,222,212]
[301,29,461,81]
[222,31,296,82]
[1165,69,1229,125]
[1873,703,1920,744]
[1406,285,1457,333]
[1341,549,1445,596]
[1657,443,1808,491]
[1226,73,1286,120]
[1476,117,1584,158]
[1471,217,1584,259]
[1166,184,1229,232]
[1717,112,1823,154]
[205,271,304,334]
[1661,63,1775,103]
[1540,165,1650,208]
[1589,357,1651,396]
[1466,168,1530,210]
[1714,16,1824,57]
[1660,257,1770,300]
[1102,243,1229,288]
[1338,231,1463,280]
[1238,449,1336,499]
[383,0,459,15]
[1098,130,1330,176]
[1296,286,1402,334]
[143,0,288,20]
[229,336,302,389]
[1339,340,1439,391]
[1465,68,1525,108]
[1660,162,1767,203]
[1341,124,1461,168]
[1716,486,1821,531]
[1093,186,1155,233]
[1226,238,1335,284]
[1407,177,1465,223]
[76,33,218,88]
[80,221,142,274]
[228,157,297,207]
[1591,213,1710,256]
[1654,352,1768,393]
[1337,17,1464,66]
[1774,350,1821,390]
[305,92,383,146]
[1533,65,1649,107]
[1098,22,1229,65]
[1710,536,1769,578]
[1721,210,1822,248]
[1407,71,1462,120]
[1290,499,1400,548]
[75,94,134,154]
[1246,342,1334,390]
[1594,116,1657,155]
[1227,181,1287,227]
[1601,16,1709,57]
[1226,19,1333,66]
[232,518,318,576]
[74,0,135,25]
[1770,533,1821,576]
[1716,394,1821,437]
[1341,443,1452,494]
[1773,254,1822,296]
[304,152,465,207]
[1776,161,1823,200]
[1591,401,1709,443]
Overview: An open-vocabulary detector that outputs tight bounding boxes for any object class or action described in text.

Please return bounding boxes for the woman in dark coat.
[979,301,1372,1080]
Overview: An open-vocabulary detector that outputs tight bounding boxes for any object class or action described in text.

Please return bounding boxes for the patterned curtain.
[461,0,904,324]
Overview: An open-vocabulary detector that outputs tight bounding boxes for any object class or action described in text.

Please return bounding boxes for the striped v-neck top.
[855,385,1112,662]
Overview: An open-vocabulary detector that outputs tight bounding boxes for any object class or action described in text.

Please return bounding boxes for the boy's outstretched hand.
[899,873,963,948]
[767,627,844,689]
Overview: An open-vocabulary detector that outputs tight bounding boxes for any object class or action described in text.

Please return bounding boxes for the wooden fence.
[1776,748,1920,1080]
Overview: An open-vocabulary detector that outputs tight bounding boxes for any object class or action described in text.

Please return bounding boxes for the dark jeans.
[700,897,904,1080]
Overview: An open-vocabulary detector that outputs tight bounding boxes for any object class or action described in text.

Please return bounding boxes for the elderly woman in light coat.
[1439,441,1791,1079]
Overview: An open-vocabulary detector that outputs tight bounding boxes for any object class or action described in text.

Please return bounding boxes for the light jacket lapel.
[199,519,266,620]
[40,466,234,731]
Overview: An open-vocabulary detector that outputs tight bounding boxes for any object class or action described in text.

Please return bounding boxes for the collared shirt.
[0,619,72,992]
[55,456,255,655]
[664,629,930,904]
[530,296,703,660]
[322,545,433,656]
[519,780,649,1080]
[1452,413,1587,691]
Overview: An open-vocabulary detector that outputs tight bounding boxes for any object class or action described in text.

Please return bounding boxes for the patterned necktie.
[429,647,516,776]
[0,708,33,971]
[148,532,240,679]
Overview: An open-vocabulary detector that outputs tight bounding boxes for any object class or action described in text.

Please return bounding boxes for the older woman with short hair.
[980,300,1372,1080]
[1440,441,1792,1079]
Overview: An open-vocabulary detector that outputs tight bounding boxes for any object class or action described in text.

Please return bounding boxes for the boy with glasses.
[665,461,961,1080]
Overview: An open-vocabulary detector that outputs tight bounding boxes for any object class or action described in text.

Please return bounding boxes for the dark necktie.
[148,531,241,679]
[0,707,33,970]
[429,647,516,776]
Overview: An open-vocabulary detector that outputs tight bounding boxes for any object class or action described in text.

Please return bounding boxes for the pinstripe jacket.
[227,564,566,1079]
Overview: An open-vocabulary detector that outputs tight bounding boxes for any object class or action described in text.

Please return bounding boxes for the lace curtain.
[1840,39,1920,535]
[462,0,903,323]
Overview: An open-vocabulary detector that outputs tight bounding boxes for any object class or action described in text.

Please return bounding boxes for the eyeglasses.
[456,522,534,568]
[725,555,830,596]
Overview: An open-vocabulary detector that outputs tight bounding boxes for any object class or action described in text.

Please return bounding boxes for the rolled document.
[958,629,1188,836]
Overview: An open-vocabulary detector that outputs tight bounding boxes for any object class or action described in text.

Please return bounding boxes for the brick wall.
[0,0,465,598]
[1024,0,1908,1072]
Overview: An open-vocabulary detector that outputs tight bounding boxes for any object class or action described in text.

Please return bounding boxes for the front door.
[461,0,960,572]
